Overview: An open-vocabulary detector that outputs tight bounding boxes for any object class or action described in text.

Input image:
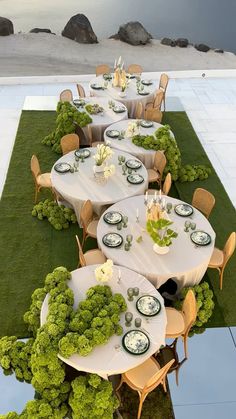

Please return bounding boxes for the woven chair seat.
[37,173,51,188]
[165,308,185,337]
[87,220,98,238]
[124,357,161,390]
[84,249,106,265]
[209,247,224,267]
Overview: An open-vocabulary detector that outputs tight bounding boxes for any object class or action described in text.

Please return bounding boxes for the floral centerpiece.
[95,259,113,282]
[113,56,126,88]
[125,121,140,138]
[146,218,178,255]
[93,143,113,174]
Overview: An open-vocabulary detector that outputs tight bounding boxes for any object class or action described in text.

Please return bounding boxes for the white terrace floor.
[0,73,236,417]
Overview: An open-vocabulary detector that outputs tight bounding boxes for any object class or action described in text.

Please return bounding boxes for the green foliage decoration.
[42,101,92,154]
[132,125,211,182]
[0,336,34,382]
[84,103,104,114]
[69,374,119,419]
[173,281,215,335]
[32,199,77,230]
[59,284,127,358]
[146,218,178,247]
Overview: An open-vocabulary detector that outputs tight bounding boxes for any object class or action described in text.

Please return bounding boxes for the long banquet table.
[97,195,216,290]
[40,265,167,380]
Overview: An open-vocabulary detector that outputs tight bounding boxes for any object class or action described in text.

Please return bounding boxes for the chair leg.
[219,267,223,290]
[183,335,188,359]
[116,376,124,393]
[162,377,167,393]
[137,394,145,419]
[175,367,180,386]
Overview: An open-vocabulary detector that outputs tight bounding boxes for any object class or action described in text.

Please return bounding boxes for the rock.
[176,38,188,48]
[109,33,120,40]
[62,14,98,43]
[118,21,151,46]
[161,37,176,47]
[30,28,54,34]
[195,43,210,52]
[214,48,224,53]
[0,16,14,36]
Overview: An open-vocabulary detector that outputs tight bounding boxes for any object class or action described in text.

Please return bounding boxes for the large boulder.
[195,43,210,52]
[30,28,54,34]
[161,37,176,47]
[118,21,151,45]
[0,17,14,36]
[176,38,188,48]
[62,14,98,43]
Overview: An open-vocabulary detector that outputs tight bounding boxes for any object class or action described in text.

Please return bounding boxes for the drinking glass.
[117,222,122,231]
[118,155,123,165]
[124,243,130,251]
[125,311,133,326]
[122,164,127,175]
[126,234,133,245]
[184,220,191,232]
[121,156,126,164]
[190,222,196,230]
[122,216,128,228]
[127,288,134,302]
[75,155,80,162]
[73,162,78,172]
[133,287,139,296]
[81,155,85,163]
[166,202,172,214]
[127,168,132,175]
[135,318,142,328]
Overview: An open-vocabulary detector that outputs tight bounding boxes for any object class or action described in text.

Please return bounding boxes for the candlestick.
[136,208,139,222]
[145,191,148,200]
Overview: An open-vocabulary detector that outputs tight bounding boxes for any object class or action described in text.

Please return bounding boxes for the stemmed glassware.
[184,220,191,232]
[122,164,127,175]
[190,222,196,230]
[122,215,128,228]
[127,288,134,302]
[125,311,133,326]
[118,155,123,165]
[166,202,172,214]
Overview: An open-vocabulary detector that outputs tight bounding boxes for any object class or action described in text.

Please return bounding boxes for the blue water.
[1,0,236,52]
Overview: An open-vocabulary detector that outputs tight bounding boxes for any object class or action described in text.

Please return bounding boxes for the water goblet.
[125,311,133,326]
[73,162,78,172]
[166,202,172,214]
[81,155,85,163]
[124,243,130,251]
[184,220,191,232]
[118,155,123,165]
[133,287,139,296]
[135,318,142,328]
[127,288,134,302]
[127,168,132,175]
[126,234,133,245]
[122,164,127,175]
[190,222,196,231]
[75,155,80,162]
[121,156,126,164]
[117,222,122,231]
[122,215,128,228]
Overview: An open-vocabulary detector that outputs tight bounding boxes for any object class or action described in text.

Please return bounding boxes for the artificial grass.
[0,110,235,341]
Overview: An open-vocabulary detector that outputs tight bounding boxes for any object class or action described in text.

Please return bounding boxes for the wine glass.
[135,318,142,328]
[122,216,128,228]
[166,202,172,214]
[133,287,139,296]
[184,220,191,232]
[118,155,123,165]
[127,289,134,302]
[190,222,196,230]
[125,311,133,326]
[127,168,132,175]
[126,234,133,245]
[122,164,127,175]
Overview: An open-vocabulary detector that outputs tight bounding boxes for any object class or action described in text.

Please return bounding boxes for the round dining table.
[51,149,148,221]
[89,75,158,118]
[40,265,167,380]
[76,97,128,143]
[104,119,164,169]
[97,195,216,290]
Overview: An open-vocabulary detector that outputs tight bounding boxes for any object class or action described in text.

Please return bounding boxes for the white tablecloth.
[79,97,128,142]
[89,76,158,118]
[51,149,148,221]
[97,195,216,290]
[40,265,167,379]
[104,119,163,169]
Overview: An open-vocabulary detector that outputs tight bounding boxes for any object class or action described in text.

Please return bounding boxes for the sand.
[0,34,236,77]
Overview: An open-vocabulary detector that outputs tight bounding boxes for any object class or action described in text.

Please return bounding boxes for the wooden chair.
[30,155,52,203]
[208,232,236,290]
[76,235,106,268]
[80,200,98,247]
[60,133,80,155]
[155,339,187,386]
[165,289,197,358]
[192,187,215,219]
[145,108,163,123]
[146,173,172,197]
[134,102,143,119]
[147,151,167,186]
[116,357,174,419]
[76,84,85,98]
[127,64,143,75]
[96,64,111,76]
[60,89,73,102]
[159,73,169,111]
[145,89,164,112]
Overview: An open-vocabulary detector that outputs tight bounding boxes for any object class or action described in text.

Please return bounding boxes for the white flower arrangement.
[93,144,113,166]
[104,164,116,179]
[95,259,113,283]
[125,121,139,138]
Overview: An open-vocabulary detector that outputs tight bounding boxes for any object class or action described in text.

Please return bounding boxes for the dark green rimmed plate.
[103,211,123,225]
[190,231,211,246]
[136,295,161,317]
[174,204,193,217]
[54,162,71,173]
[126,159,142,170]
[141,120,153,128]
[127,174,144,184]
[122,330,150,355]
[102,233,123,248]
[74,149,91,158]
[106,130,120,138]
[138,91,150,96]
[90,83,103,90]
[141,80,153,86]
[113,106,126,113]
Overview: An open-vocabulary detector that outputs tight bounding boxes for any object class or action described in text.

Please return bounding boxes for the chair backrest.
[182,289,197,336]
[60,134,80,155]
[96,64,111,76]
[153,151,167,180]
[76,84,85,98]
[192,188,215,219]
[60,89,73,102]
[75,235,86,267]
[153,90,164,110]
[80,200,93,231]
[159,73,169,92]
[127,64,143,75]
[144,358,175,392]
[223,232,236,267]
[145,109,163,123]
[134,102,143,119]
[31,155,41,182]
[163,173,172,195]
